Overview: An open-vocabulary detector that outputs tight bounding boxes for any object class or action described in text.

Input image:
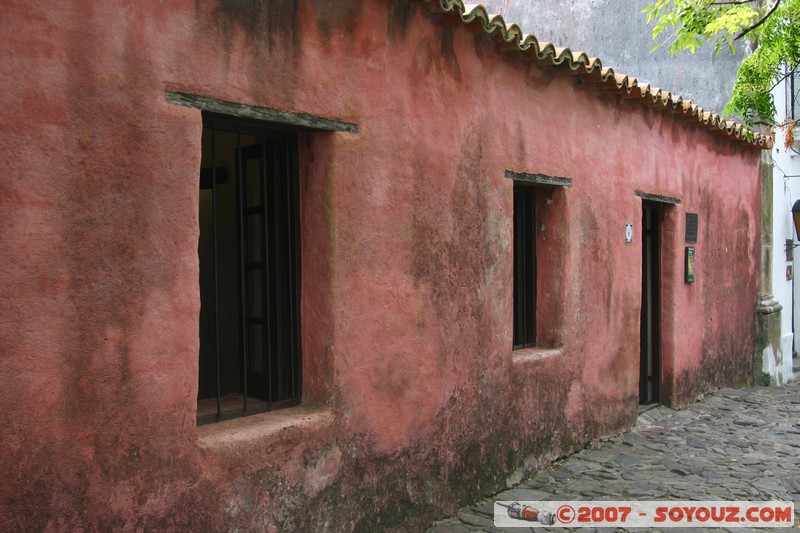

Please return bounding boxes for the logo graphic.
[497,502,556,525]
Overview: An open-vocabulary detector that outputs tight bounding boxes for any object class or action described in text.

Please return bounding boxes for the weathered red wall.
[0,0,760,531]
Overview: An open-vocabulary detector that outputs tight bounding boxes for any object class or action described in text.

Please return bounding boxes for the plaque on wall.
[685,247,696,283]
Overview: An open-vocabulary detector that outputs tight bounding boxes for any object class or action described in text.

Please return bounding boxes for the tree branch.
[770,66,796,91]
[733,0,781,40]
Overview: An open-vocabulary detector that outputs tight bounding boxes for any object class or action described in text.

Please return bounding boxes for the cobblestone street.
[429,382,800,532]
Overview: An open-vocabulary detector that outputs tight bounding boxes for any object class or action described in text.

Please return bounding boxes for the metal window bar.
[790,68,798,121]
[211,127,222,422]
[236,128,249,417]
[261,138,273,410]
[287,140,300,400]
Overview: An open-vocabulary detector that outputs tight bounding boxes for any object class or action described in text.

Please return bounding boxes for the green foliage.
[643,0,800,125]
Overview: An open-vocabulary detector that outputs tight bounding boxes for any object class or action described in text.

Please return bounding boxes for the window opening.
[197,115,301,424]
[513,183,537,349]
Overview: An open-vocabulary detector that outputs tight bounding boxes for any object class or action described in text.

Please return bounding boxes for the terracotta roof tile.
[422,0,771,148]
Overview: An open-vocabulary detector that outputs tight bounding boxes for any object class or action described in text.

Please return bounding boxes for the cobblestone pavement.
[428,382,800,532]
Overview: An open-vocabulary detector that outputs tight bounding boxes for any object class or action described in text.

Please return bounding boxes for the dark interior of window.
[197,115,301,424]
[513,183,536,349]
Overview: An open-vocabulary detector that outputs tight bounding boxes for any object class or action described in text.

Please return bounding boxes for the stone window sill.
[512,346,564,365]
[197,405,334,469]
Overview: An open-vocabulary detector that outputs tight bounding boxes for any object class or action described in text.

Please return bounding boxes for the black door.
[640,201,661,404]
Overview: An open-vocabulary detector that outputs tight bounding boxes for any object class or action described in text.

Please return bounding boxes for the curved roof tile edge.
[424,0,772,148]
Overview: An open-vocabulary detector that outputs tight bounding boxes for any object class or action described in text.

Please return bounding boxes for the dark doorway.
[640,201,661,404]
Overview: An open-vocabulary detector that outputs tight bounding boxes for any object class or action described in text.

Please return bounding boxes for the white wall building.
[767,69,800,384]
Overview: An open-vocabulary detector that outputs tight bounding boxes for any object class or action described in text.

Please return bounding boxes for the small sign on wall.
[685,247,696,283]
[625,224,633,243]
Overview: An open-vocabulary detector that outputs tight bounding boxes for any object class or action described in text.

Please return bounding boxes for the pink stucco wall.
[0,1,760,531]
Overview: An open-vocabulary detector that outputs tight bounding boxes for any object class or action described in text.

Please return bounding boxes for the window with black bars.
[788,67,799,121]
[513,183,536,349]
[197,114,301,425]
